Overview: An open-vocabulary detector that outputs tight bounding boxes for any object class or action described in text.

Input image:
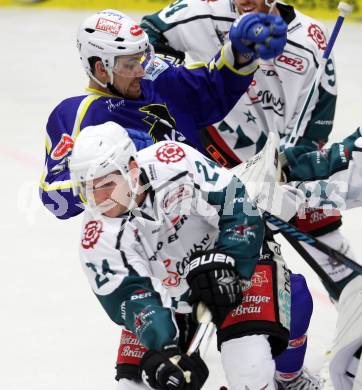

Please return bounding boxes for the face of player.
[234,0,275,14]
[87,163,140,217]
[112,53,145,99]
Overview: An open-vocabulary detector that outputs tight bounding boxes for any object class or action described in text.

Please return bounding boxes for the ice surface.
[1,8,361,389]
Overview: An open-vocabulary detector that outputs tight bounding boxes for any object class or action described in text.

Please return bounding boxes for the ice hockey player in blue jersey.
[39,8,287,220]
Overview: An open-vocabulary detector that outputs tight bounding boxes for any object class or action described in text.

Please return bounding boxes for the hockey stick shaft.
[285,1,353,148]
[264,211,362,274]
[177,306,215,383]
[187,302,215,356]
[280,232,341,298]
[187,321,215,356]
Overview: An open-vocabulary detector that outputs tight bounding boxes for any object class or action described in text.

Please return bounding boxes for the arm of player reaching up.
[154,13,287,143]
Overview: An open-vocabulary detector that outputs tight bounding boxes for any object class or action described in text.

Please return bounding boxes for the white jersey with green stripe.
[141,1,337,161]
[79,141,264,350]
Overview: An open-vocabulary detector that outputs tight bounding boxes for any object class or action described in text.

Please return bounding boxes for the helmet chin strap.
[88,67,125,97]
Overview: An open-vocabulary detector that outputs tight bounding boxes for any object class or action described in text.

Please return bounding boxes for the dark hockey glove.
[230,13,287,60]
[140,345,208,390]
[185,251,242,327]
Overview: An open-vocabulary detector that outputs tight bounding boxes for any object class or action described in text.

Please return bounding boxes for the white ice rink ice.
[1,8,362,390]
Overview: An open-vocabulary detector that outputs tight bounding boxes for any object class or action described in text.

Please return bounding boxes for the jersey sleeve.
[39,103,84,219]
[184,145,264,279]
[288,21,337,148]
[283,127,362,181]
[162,43,257,134]
[80,219,178,351]
[141,0,228,63]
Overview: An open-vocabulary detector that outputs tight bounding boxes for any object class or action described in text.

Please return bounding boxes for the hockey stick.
[264,211,362,275]
[277,230,342,298]
[187,303,215,356]
[171,304,215,383]
[285,1,353,148]
[230,133,362,275]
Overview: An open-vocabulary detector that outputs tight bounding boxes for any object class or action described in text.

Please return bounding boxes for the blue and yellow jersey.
[40,44,257,219]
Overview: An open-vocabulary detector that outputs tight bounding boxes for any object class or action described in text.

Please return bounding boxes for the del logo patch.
[82,220,103,249]
[274,51,309,74]
[156,142,185,163]
[51,134,74,160]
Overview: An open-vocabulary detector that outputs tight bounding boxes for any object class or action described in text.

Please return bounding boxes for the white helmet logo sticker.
[95,18,122,36]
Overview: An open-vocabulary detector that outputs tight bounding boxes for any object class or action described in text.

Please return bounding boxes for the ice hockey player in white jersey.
[141,0,337,161]
[142,1,342,388]
[70,121,296,390]
[280,128,362,390]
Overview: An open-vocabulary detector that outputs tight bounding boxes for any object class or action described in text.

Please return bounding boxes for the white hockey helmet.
[77,9,151,87]
[69,121,137,203]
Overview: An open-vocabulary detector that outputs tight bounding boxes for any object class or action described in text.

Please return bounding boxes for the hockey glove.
[185,251,242,327]
[140,345,209,390]
[229,13,287,60]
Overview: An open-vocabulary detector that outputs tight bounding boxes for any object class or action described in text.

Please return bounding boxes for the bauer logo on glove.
[230,12,287,60]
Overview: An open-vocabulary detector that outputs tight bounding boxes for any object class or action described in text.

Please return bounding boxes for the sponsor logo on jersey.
[307,23,327,50]
[105,98,125,112]
[144,58,169,81]
[162,184,193,213]
[162,258,181,287]
[289,334,307,348]
[130,290,153,300]
[156,142,186,164]
[117,329,147,365]
[51,134,74,160]
[247,89,284,117]
[226,224,257,243]
[95,18,122,36]
[130,24,143,36]
[241,270,269,292]
[261,68,278,77]
[315,119,333,126]
[147,164,158,180]
[81,220,103,249]
[221,264,276,328]
[134,309,155,339]
[274,50,309,74]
